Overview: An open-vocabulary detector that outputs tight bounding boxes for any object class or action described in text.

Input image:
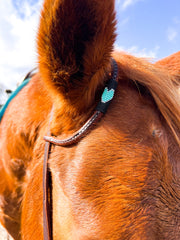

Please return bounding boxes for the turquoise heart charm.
[101,87,115,103]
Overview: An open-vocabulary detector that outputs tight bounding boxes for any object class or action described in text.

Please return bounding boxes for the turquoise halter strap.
[0,78,30,122]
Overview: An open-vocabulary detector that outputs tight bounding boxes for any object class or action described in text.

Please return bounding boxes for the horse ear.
[37,0,116,112]
[156,51,180,86]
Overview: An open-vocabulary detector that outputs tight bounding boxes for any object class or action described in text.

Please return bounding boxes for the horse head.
[0,0,180,239]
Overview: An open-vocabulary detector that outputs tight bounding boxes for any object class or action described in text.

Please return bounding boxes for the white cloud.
[167,27,178,42]
[116,0,143,11]
[114,44,159,59]
[122,0,134,10]
[0,0,43,90]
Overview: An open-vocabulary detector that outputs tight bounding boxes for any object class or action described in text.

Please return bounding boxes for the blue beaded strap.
[96,58,118,113]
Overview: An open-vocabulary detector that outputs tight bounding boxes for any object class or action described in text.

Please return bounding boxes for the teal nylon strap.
[0,78,30,122]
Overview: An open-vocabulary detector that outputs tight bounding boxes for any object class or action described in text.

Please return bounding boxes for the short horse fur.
[0,0,180,239]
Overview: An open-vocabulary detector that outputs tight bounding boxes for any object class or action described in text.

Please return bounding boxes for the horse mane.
[113,52,180,146]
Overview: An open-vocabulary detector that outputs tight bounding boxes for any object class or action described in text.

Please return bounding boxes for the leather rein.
[43,58,118,240]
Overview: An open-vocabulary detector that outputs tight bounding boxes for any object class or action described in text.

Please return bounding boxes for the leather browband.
[43,58,118,240]
[44,111,103,146]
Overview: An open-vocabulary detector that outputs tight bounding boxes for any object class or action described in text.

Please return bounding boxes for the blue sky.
[0,0,180,89]
[115,0,180,59]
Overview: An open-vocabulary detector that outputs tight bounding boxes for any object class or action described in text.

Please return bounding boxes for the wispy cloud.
[114,44,160,59]
[167,28,178,42]
[166,16,180,42]
[116,0,144,11]
[122,0,136,10]
[0,0,43,89]
[173,16,180,25]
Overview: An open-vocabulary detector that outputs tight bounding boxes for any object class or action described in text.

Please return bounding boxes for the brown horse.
[0,0,180,239]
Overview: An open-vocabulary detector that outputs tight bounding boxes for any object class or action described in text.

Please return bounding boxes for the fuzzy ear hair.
[37,0,116,111]
[156,51,180,86]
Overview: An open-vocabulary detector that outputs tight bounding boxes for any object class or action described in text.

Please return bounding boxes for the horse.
[0,0,180,239]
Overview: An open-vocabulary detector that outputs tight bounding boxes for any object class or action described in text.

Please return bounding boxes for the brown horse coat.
[0,0,180,239]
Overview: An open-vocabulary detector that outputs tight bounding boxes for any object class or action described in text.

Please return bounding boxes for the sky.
[0,0,180,90]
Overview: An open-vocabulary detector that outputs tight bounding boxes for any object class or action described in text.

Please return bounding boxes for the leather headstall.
[43,58,118,240]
